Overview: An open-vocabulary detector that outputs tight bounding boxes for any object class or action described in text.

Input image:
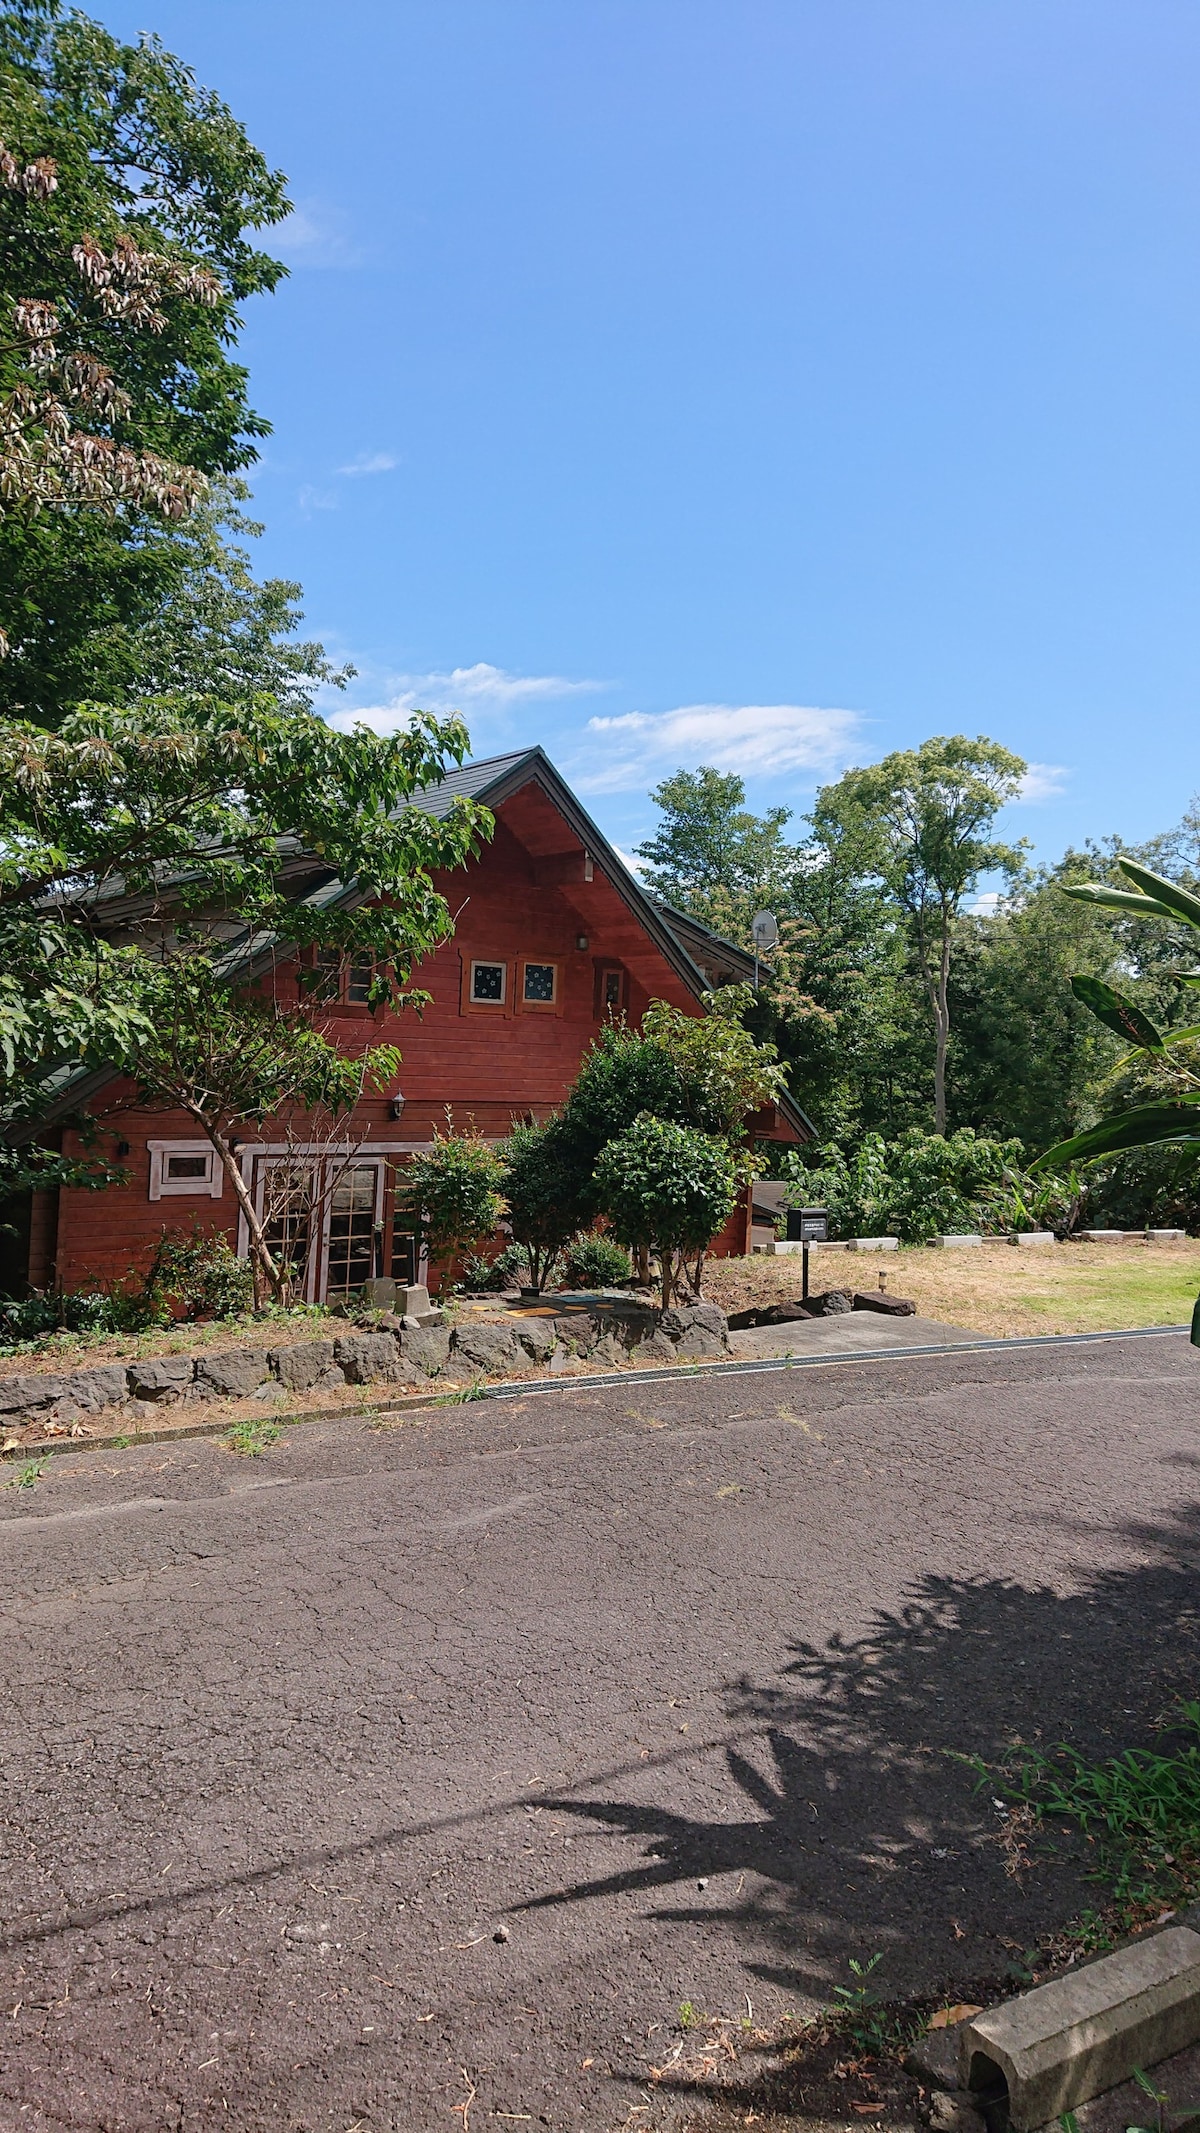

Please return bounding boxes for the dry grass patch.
[703,1239,1200,1338]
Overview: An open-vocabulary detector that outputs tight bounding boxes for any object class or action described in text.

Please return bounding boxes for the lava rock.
[399,1324,452,1377]
[332,1330,403,1384]
[60,1365,131,1413]
[452,1321,523,1374]
[195,1348,273,1399]
[852,1292,917,1316]
[270,1341,341,1391]
[0,1374,68,1416]
[126,1355,194,1401]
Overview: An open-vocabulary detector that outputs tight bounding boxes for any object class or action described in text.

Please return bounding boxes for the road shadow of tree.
[519,1499,1200,2007]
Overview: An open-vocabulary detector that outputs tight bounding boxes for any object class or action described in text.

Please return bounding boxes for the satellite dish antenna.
[751,909,779,986]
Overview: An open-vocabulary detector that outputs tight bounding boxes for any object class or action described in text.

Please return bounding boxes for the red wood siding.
[48,778,795,1292]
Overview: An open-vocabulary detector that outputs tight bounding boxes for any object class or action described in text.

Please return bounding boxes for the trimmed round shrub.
[564,1231,632,1289]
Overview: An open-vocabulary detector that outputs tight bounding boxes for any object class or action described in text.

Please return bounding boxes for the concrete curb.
[1,1321,1190,1463]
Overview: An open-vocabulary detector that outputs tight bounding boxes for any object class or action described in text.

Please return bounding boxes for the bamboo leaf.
[1070,975,1163,1050]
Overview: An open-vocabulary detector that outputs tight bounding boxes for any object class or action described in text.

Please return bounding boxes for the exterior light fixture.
[389,1092,406,1121]
[576,934,589,951]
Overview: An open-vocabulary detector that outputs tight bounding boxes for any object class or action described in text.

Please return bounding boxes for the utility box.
[785,1206,829,1243]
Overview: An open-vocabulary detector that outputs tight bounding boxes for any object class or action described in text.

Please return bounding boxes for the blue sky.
[105,1,1200,867]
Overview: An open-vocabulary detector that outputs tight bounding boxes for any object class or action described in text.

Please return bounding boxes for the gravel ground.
[2,1330,1198,2132]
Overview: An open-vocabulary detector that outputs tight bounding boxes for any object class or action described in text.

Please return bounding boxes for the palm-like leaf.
[1070,976,1163,1051]
[1032,1099,1200,1170]
[1062,884,1177,917]
[1119,860,1200,930]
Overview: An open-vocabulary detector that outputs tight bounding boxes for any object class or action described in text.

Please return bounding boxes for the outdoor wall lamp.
[576,934,589,951]
[388,1092,406,1121]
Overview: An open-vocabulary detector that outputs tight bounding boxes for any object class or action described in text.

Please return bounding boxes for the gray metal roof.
[405,751,537,817]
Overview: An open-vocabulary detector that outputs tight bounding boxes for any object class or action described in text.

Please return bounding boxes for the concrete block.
[932,1235,982,1248]
[958,1925,1200,2131]
[851,1236,899,1251]
[1149,1229,1187,1241]
[1078,1231,1125,1242]
[1013,1231,1056,1248]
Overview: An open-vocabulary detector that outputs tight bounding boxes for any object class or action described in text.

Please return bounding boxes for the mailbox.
[785,1206,829,1243]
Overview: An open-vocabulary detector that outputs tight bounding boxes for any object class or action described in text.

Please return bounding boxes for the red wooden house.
[16,747,813,1302]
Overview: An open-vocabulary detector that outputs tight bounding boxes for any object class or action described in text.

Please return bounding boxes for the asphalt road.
[3,1331,1200,2133]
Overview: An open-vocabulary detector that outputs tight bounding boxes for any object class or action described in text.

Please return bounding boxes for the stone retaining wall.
[0,1300,729,1434]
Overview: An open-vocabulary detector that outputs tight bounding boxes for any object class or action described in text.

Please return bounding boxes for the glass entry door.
[251,1154,386,1304]
[325,1163,381,1301]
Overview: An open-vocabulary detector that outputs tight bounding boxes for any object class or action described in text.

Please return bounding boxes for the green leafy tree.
[593,1114,739,1307]
[0,0,289,718]
[635,766,797,934]
[0,698,490,1196]
[400,1125,506,1282]
[818,736,1027,1134]
[498,1119,587,1293]
[641,984,787,1138]
[108,958,402,1305]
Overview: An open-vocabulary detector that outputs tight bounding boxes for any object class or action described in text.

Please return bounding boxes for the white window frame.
[147,1140,224,1201]
[470,958,507,1005]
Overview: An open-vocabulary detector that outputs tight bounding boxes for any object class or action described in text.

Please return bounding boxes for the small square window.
[346,961,373,1005]
[523,962,556,1003]
[471,960,506,1004]
[148,1141,223,1201]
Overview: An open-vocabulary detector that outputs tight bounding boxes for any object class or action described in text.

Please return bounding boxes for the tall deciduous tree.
[0,0,289,719]
[818,736,1027,1134]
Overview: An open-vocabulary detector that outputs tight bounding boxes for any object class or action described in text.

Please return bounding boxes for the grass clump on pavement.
[222,1417,284,1457]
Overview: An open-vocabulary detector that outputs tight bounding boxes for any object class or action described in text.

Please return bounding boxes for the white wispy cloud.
[326,661,605,735]
[337,451,398,477]
[297,483,338,516]
[1018,762,1069,803]
[573,701,864,794]
[272,200,364,270]
[968,889,1006,917]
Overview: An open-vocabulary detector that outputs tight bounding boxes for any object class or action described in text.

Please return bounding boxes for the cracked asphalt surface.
[2,1331,1200,2132]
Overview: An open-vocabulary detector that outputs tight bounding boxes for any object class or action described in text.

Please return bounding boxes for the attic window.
[523,962,556,1004]
[471,960,506,1004]
[316,946,375,1006]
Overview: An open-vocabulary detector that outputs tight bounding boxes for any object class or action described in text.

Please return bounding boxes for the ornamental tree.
[399,1125,507,1282]
[593,1114,739,1308]
[498,1119,588,1293]
[0,697,491,1198]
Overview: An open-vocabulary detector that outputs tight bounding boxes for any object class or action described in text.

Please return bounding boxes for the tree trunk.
[188,1110,286,1303]
[933,914,952,1137]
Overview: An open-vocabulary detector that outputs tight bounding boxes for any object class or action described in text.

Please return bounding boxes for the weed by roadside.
[222,1418,284,1457]
[434,1377,488,1405]
[976,1698,1200,1915]
[5,1454,49,1491]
